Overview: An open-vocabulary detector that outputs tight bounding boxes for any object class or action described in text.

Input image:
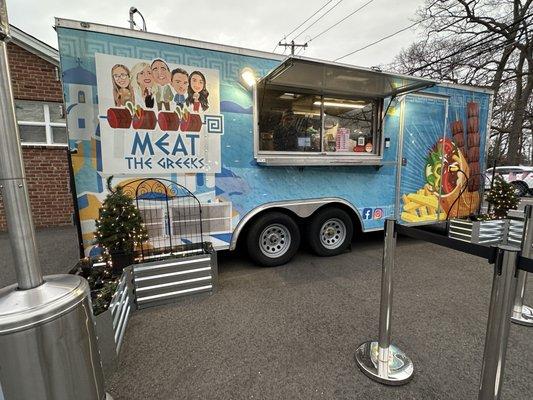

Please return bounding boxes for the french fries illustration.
[401,188,446,222]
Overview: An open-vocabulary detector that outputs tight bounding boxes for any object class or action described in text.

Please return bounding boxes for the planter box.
[133,247,217,309]
[506,218,525,247]
[95,266,135,378]
[448,218,507,245]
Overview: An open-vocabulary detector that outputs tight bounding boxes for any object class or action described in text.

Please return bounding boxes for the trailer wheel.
[246,212,300,267]
[308,208,353,256]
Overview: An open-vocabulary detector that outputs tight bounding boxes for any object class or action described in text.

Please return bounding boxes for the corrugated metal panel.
[133,252,217,309]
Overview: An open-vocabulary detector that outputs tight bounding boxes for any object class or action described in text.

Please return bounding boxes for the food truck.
[55,18,492,266]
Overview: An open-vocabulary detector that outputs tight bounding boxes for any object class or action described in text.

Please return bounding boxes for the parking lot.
[111,234,532,400]
[1,227,532,399]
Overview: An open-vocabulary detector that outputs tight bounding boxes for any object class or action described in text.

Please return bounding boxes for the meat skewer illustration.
[451,119,466,157]
[466,101,481,192]
[107,108,132,129]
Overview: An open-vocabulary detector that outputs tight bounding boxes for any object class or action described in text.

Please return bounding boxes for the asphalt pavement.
[107,234,533,400]
[1,222,532,399]
[0,225,80,287]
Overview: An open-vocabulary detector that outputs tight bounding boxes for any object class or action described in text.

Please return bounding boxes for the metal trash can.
[0,274,106,400]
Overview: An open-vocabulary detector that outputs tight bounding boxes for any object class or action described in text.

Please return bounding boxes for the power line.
[286,1,334,40]
[334,19,423,61]
[409,36,514,75]
[333,4,457,61]
[273,0,335,52]
[334,9,531,63]
[307,0,376,43]
[292,0,344,41]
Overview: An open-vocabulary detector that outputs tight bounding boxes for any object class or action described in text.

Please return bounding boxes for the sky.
[7,0,427,67]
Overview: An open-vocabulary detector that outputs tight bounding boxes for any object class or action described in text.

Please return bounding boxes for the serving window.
[253,57,435,166]
[256,84,381,162]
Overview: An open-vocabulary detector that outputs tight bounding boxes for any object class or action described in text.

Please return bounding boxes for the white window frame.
[17,103,68,147]
[253,84,385,166]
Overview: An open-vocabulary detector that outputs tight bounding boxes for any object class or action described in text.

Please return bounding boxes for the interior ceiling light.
[313,101,366,109]
[279,93,297,99]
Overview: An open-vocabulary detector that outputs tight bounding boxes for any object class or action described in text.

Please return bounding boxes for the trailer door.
[396,93,449,223]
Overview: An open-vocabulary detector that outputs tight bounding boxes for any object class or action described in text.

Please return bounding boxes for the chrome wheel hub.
[320,218,346,250]
[259,224,291,258]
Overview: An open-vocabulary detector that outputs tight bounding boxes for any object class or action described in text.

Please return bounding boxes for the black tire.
[512,181,528,197]
[246,212,301,267]
[307,208,354,256]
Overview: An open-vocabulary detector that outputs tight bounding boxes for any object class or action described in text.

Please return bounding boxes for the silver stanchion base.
[511,305,533,326]
[355,341,414,385]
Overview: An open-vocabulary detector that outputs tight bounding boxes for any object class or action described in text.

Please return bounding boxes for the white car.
[485,166,533,196]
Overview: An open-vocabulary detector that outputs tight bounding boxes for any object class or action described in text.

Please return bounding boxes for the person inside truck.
[273,110,298,151]
[151,59,173,111]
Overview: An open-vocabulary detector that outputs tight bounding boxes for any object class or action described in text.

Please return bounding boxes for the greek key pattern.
[204,115,224,134]
[58,29,277,82]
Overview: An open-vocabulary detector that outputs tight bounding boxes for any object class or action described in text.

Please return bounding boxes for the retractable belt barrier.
[395,223,533,273]
[355,216,533,400]
[395,224,497,262]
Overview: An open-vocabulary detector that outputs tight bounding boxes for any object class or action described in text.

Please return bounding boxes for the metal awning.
[261,57,436,98]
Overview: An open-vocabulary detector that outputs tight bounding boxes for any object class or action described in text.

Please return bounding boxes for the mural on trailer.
[57,27,278,256]
[57,25,491,258]
[398,90,489,223]
[96,54,223,175]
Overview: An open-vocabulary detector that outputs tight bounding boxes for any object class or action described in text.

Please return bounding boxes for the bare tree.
[390,0,533,165]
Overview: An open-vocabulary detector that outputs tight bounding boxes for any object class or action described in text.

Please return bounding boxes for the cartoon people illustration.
[131,62,155,108]
[170,68,189,109]
[186,70,209,112]
[151,59,174,111]
[111,64,135,107]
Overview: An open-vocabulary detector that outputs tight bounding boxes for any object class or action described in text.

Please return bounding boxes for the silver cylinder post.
[0,3,107,399]
[355,218,414,385]
[0,39,43,290]
[511,204,533,326]
[478,245,519,400]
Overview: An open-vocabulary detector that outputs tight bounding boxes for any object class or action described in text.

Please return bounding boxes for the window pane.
[18,124,46,143]
[322,99,376,153]
[48,102,65,123]
[258,86,321,152]
[15,100,45,122]
[52,126,68,143]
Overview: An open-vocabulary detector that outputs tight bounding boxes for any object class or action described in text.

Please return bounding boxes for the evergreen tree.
[94,178,148,254]
[486,176,519,218]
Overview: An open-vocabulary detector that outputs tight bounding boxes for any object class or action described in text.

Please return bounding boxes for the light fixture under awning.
[261,57,436,98]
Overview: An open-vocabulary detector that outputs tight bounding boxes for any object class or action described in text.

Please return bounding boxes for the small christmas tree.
[486,176,519,218]
[94,177,148,270]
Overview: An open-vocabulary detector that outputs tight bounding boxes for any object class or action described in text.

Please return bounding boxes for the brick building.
[0,26,73,230]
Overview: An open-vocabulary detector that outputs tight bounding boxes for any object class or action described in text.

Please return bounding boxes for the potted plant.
[94,177,149,274]
[448,175,519,244]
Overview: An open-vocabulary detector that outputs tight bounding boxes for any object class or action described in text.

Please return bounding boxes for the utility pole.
[278,39,308,55]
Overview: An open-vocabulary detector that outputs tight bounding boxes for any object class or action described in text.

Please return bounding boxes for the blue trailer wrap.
[55,19,492,258]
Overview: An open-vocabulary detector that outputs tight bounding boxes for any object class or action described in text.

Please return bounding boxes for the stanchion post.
[478,245,519,400]
[355,218,414,385]
[511,204,533,326]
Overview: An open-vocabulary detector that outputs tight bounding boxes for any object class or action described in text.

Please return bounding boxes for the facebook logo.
[362,208,373,220]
